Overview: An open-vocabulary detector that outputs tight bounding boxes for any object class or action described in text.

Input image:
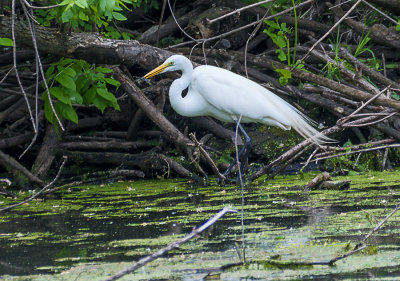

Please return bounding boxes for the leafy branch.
[43,58,120,131]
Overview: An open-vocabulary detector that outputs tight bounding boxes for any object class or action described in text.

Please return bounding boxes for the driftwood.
[1,0,400,187]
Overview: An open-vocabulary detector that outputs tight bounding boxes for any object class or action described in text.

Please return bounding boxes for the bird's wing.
[192,65,292,127]
[192,65,333,144]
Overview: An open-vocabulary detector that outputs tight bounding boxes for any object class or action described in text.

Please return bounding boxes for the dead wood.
[304,171,331,189]
[60,140,153,151]
[2,0,400,185]
[113,67,192,147]
[0,131,35,149]
[139,7,204,44]
[328,2,400,50]
[0,156,67,213]
[366,0,400,14]
[0,149,43,185]
[103,206,234,281]
[192,117,240,144]
[66,150,201,181]
[31,123,59,179]
[0,16,173,70]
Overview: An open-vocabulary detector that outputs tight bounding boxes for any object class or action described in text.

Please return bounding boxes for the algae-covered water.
[1,170,400,280]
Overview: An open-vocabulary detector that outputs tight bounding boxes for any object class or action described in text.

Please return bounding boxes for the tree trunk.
[32,123,59,179]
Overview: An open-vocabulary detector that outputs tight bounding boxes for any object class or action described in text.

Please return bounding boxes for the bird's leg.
[223,123,253,178]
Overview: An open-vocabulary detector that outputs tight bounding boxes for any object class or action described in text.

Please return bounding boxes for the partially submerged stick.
[103,206,236,281]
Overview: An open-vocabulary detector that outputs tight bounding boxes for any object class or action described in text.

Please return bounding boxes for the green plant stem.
[292,0,297,65]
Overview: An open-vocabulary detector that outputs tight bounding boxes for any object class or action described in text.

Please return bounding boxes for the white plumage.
[144,55,331,176]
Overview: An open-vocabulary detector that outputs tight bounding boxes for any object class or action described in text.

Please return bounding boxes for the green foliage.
[158,37,184,48]
[34,0,158,37]
[354,30,373,58]
[274,68,292,86]
[264,19,291,64]
[263,0,301,86]
[324,139,382,174]
[396,19,400,31]
[43,58,120,130]
[0,37,13,46]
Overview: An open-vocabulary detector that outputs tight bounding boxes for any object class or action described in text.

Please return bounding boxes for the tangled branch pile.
[1,0,400,188]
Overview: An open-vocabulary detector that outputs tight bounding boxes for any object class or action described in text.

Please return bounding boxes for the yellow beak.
[143,63,168,79]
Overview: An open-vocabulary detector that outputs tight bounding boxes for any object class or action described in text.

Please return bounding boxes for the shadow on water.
[0,171,400,280]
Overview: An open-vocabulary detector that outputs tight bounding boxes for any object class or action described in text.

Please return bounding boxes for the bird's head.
[143,55,188,79]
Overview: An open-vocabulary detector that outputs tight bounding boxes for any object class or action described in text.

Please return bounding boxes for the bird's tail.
[285,104,334,145]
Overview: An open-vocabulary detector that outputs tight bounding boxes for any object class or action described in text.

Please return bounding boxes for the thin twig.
[347,86,390,118]
[343,112,397,127]
[156,0,167,47]
[0,67,14,85]
[293,0,362,70]
[328,244,367,265]
[12,0,37,136]
[360,0,397,25]
[234,115,246,263]
[329,202,400,265]
[167,0,198,42]
[103,207,236,281]
[208,0,273,24]
[308,143,400,163]
[168,0,314,49]
[0,156,67,213]
[189,133,226,181]
[20,0,63,9]
[244,10,270,78]
[361,202,400,244]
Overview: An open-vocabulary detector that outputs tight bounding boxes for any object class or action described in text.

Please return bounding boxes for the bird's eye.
[167,62,174,66]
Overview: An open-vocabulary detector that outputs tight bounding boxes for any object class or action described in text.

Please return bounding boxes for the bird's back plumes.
[280,102,334,146]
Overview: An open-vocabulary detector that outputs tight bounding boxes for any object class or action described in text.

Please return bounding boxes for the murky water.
[1,171,400,280]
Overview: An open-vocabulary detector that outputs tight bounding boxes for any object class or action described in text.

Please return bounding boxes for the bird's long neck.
[169,60,200,117]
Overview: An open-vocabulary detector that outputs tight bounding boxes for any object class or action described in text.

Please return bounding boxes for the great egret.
[144,55,330,176]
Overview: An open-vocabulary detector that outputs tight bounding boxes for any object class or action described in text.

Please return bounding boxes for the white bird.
[144,55,331,176]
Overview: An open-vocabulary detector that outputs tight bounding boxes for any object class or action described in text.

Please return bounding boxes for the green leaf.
[277,50,287,62]
[264,20,279,30]
[67,88,83,104]
[83,86,97,105]
[93,96,108,113]
[275,32,286,48]
[99,0,107,11]
[55,102,79,124]
[96,87,116,101]
[79,10,89,21]
[61,8,74,23]
[112,11,127,21]
[46,65,55,78]
[63,67,77,77]
[95,66,113,73]
[0,37,13,46]
[104,77,120,88]
[56,72,76,91]
[75,0,88,8]
[76,76,89,92]
[279,76,288,86]
[50,87,71,105]
[59,0,73,5]
[106,0,116,10]
[42,92,55,125]
[275,68,292,79]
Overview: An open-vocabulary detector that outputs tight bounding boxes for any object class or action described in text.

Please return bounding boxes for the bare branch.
[0,156,67,213]
[207,0,273,24]
[103,207,236,281]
